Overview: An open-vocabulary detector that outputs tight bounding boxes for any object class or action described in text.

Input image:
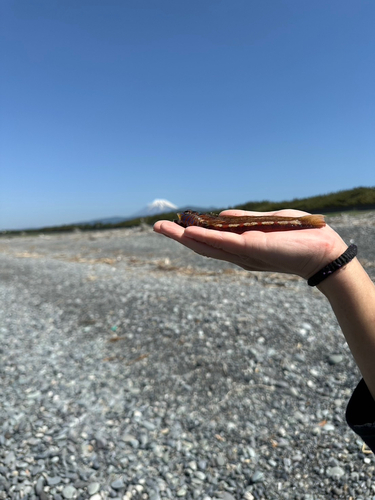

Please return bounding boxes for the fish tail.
[299,215,326,228]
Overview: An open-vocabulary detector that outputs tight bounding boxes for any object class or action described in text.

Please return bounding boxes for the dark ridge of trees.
[234,186,375,213]
[2,186,374,236]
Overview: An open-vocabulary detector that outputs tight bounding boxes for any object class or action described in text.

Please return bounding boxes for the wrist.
[307,244,358,287]
[301,232,348,281]
[316,255,360,297]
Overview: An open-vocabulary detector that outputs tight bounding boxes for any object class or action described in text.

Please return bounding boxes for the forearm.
[318,258,375,400]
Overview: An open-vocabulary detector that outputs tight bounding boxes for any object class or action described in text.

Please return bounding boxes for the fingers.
[153,220,183,238]
[153,220,240,262]
[219,208,309,217]
[183,223,273,254]
[154,219,266,260]
[219,209,275,217]
[154,220,247,261]
[184,225,249,255]
[178,236,238,262]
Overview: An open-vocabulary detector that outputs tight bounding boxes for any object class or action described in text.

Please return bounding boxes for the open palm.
[154,209,348,280]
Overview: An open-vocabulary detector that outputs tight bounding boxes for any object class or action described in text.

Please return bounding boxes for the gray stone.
[328,354,344,365]
[62,485,77,499]
[87,482,100,495]
[322,423,335,431]
[35,476,45,495]
[326,466,345,478]
[188,460,197,471]
[220,493,236,500]
[4,451,16,465]
[149,492,161,500]
[177,486,187,496]
[47,476,61,486]
[122,434,139,448]
[195,471,206,481]
[111,478,125,490]
[141,420,156,430]
[251,470,264,483]
[198,460,207,470]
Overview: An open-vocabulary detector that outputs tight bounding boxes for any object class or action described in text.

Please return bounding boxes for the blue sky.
[1,1,374,230]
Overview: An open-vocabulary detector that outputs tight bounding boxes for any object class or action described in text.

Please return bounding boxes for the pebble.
[141,420,156,431]
[149,492,161,500]
[35,476,45,495]
[220,493,236,500]
[47,476,61,486]
[177,486,187,496]
[4,452,16,465]
[195,471,206,480]
[251,470,264,483]
[62,485,77,499]
[188,460,198,471]
[326,466,346,478]
[322,423,335,431]
[111,478,125,490]
[328,354,344,365]
[243,492,254,500]
[87,482,101,495]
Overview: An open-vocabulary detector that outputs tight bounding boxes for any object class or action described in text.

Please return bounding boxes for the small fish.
[175,210,325,233]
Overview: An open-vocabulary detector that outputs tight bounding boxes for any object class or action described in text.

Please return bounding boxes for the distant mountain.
[71,199,178,227]
[45,199,217,230]
[130,199,178,218]
[73,216,129,226]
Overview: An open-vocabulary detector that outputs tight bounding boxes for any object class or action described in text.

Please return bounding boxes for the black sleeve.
[346,378,375,453]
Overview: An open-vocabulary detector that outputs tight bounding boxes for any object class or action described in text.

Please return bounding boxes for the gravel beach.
[1,213,375,500]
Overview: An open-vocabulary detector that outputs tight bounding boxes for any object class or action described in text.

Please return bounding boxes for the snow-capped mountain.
[130,199,178,218]
[29,199,218,230]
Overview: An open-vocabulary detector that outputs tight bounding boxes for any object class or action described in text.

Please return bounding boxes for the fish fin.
[300,215,326,228]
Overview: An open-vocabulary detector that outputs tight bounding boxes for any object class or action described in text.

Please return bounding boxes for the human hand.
[153,209,348,280]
